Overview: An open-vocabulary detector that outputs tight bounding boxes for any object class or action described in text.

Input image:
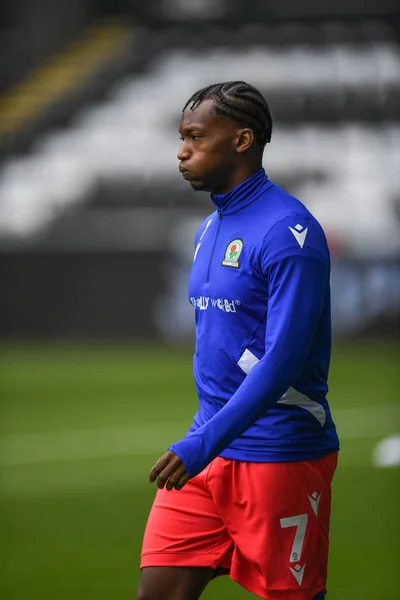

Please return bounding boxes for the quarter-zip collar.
[211,168,272,217]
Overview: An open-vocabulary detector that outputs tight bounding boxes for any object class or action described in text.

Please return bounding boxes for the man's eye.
[178,136,184,141]
[191,135,201,140]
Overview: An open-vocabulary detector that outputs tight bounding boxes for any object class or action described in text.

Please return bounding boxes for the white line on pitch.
[0,405,399,467]
[0,423,188,466]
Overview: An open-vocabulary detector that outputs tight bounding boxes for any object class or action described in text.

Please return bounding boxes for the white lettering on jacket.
[190,297,241,313]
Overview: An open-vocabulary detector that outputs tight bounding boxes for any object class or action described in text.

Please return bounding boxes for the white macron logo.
[308,491,322,516]
[288,223,308,248]
[289,564,306,586]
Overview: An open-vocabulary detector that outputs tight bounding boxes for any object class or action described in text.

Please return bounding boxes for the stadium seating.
[0,20,399,258]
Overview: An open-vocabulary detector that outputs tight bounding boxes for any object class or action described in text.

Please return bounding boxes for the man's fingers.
[148,451,186,489]
[175,472,189,491]
[148,452,172,482]
[148,451,189,491]
[165,465,187,491]
[156,457,184,489]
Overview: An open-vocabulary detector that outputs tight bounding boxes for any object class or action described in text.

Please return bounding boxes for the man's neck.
[213,164,263,195]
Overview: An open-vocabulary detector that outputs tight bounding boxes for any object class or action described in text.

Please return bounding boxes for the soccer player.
[136,82,339,600]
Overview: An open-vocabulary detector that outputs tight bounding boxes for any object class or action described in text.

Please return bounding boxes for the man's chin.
[189,180,208,192]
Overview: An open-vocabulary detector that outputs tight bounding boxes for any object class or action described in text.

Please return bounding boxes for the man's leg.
[138,470,233,600]
[136,566,215,600]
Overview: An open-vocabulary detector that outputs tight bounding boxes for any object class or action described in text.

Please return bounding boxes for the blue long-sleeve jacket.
[169,169,339,478]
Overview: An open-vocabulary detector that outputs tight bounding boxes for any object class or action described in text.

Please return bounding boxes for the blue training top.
[169,168,339,479]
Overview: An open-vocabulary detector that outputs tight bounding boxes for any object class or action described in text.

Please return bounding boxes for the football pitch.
[0,340,399,600]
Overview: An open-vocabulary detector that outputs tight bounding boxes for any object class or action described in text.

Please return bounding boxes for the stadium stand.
[0,15,399,340]
[0,21,132,142]
[0,19,399,259]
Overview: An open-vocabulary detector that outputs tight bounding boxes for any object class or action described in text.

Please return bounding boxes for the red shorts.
[140,452,338,600]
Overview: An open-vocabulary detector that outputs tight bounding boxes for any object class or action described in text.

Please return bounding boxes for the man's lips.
[179,166,191,179]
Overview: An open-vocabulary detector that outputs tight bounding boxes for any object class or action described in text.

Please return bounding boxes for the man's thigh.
[136,566,215,600]
[209,453,338,600]
[140,469,233,570]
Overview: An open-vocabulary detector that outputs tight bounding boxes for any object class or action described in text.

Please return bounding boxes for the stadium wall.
[0,251,398,340]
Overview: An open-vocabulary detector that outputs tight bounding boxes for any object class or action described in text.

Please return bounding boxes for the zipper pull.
[218,208,222,220]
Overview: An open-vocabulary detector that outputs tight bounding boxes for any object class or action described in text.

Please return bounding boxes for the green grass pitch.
[0,340,399,599]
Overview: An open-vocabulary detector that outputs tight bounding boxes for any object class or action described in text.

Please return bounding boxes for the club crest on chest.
[222,239,243,268]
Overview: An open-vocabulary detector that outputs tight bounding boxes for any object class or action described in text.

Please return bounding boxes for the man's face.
[177,99,240,194]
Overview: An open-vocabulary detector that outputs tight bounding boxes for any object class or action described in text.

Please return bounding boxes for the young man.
[136,82,339,600]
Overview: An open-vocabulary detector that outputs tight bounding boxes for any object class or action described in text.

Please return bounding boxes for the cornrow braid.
[183,81,273,146]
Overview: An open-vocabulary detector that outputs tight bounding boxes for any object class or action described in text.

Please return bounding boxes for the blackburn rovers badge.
[222,239,243,268]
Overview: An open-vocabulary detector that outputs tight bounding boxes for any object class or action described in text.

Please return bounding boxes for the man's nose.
[177,141,190,161]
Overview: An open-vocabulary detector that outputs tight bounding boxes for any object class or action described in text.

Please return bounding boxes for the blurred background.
[0,1,399,599]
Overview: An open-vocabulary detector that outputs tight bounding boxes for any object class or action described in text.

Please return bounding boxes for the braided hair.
[183,81,273,146]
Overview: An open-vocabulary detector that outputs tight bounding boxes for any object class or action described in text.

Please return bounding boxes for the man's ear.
[236,128,254,153]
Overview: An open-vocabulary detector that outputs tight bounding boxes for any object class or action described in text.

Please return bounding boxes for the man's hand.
[148,451,189,491]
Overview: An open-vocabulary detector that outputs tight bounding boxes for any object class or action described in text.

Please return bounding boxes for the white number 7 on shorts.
[280,514,308,563]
